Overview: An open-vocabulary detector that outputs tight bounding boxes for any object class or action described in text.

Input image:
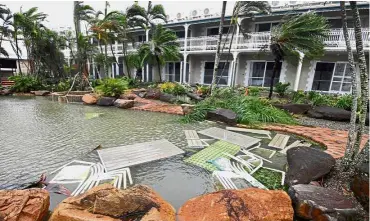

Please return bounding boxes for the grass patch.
[253,168,284,190]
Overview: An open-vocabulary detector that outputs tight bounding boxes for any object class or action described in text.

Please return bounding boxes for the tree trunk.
[14,31,22,75]
[268,59,279,99]
[210,1,227,95]
[155,56,162,82]
[122,42,131,78]
[340,1,359,169]
[350,1,369,163]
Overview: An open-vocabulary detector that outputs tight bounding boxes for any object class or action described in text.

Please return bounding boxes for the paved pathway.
[130,94,183,115]
[260,124,369,159]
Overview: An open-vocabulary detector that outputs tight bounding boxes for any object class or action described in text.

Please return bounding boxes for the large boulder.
[289,184,358,220]
[82,93,98,105]
[0,88,12,95]
[97,97,116,106]
[177,188,293,221]
[119,94,136,100]
[146,88,161,100]
[286,146,335,186]
[159,93,177,103]
[206,108,237,125]
[114,99,134,109]
[0,188,50,221]
[34,90,50,96]
[307,106,351,121]
[273,103,312,115]
[49,184,175,221]
[350,147,369,211]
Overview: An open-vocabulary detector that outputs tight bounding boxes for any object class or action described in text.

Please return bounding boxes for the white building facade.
[83,1,370,94]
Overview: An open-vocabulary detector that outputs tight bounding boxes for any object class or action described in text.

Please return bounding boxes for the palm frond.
[0,46,9,57]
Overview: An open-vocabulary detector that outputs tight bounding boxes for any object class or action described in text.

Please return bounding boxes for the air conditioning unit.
[176,12,185,21]
[203,8,214,18]
[191,9,201,19]
[289,1,297,5]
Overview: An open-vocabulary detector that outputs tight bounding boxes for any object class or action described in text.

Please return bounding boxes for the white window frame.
[248,60,282,87]
[202,60,231,86]
[164,62,182,82]
[311,61,354,94]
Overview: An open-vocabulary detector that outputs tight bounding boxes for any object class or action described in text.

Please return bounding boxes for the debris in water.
[85,113,103,120]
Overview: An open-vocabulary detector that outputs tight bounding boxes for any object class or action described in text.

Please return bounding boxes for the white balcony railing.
[70,28,368,59]
[181,28,369,52]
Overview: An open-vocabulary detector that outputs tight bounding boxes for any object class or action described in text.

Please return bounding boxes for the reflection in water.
[0,96,216,208]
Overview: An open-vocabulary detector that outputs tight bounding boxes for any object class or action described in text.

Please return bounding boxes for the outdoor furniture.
[198,127,261,149]
[280,140,312,154]
[49,160,95,184]
[184,130,209,148]
[97,139,184,172]
[226,127,272,139]
[212,171,242,189]
[184,140,240,171]
[268,134,290,149]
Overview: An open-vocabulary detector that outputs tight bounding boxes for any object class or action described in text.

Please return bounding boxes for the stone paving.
[130,94,183,115]
[260,124,369,159]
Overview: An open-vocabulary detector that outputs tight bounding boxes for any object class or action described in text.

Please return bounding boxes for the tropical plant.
[196,85,210,95]
[138,24,180,82]
[335,94,352,111]
[126,52,146,79]
[8,75,43,92]
[126,1,166,31]
[292,90,306,104]
[159,82,186,95]
[248,86,260,96]
[268,12,329,99]
[182,88,296,125]
[0,5,12,58]
[274,82,290,97]
[95,78,129,97]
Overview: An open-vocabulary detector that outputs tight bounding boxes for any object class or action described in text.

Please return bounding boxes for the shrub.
[335,94,352,110]
[95,78,129,97]
[274,82,290,97]
[8,75,44,93]
[159,82,186,95]
[55,79,72,92]
[182,89,296,125]
[196,85,210,95]
[292,90,306,104]
[248,86,260,96]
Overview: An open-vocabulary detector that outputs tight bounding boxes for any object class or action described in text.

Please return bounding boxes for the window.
[138,35,146,42]
[207,27,229,36]
[312,62,352,92]
[249,61,282,87]
[203,62,229,85]
[175,31,185,38]
[165,62,181,82]
[255,22,279,32]
[328,19,354,29]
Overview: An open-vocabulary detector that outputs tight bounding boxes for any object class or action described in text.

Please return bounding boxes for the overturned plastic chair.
[212,171,243,189]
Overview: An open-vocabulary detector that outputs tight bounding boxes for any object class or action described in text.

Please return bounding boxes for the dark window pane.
[251,62,265,77]
[313,62,335,81]
[207,28,218,36]
[265,62,282,78]
[175,62,181,82]
[204,62,229,85]
[185,63,190,82]
[176,31,185,38]
[256,23,271,32]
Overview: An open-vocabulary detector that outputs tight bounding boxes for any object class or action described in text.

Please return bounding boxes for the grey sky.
[4,1,236,30]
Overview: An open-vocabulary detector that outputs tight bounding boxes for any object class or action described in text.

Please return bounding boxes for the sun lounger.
[268,134,290,149]
[184,130,210,148]
[212,171,242,189]
[280,140,312,154]
[226,127,272,139]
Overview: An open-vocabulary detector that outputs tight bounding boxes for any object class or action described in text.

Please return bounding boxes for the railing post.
[146,29,150,82]
[183,53,188,83]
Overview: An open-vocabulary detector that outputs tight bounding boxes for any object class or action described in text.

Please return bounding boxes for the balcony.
[80,28,369,58]
[179,28,370,52]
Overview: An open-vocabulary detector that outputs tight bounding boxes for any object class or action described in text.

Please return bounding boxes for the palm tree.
[350,1,369,165]
[0,5,12,58]
[340,1,358,169]
[126,52,145,79]
[126,1,167,33]
[268,12,329,99]
[138,24,180,82]
[210,1,227,94]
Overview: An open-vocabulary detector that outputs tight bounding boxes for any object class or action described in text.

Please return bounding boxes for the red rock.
[114,99,135,109]
[120,94,136,100]
[177,188,293,221]
[0,188,50,221]
[49,184,175,221]
[82,93,98,105]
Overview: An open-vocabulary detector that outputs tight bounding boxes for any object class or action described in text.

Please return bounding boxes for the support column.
[231,52,239,86]
[234,18,241,49]
[92,62,96,78]
[111,63,114,78]
[294,51,305,91]
[115,56,119,76]
[145,29,150,82]
[182,24,189,84]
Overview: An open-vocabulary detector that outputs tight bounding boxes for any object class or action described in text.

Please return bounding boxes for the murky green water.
[0,96,218,209]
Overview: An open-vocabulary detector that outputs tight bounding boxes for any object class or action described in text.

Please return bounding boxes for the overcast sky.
[3,1,236,30]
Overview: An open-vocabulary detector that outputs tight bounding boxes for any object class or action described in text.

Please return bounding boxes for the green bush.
[335,94,352,110]
[292,90,306,104]
[54,79,72,92]
[182,88,296,125]
[274,82,290,97]
[248,86,260,96]
[95,78,129,97]
[8,75,44,93]
[159,82,186,95]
